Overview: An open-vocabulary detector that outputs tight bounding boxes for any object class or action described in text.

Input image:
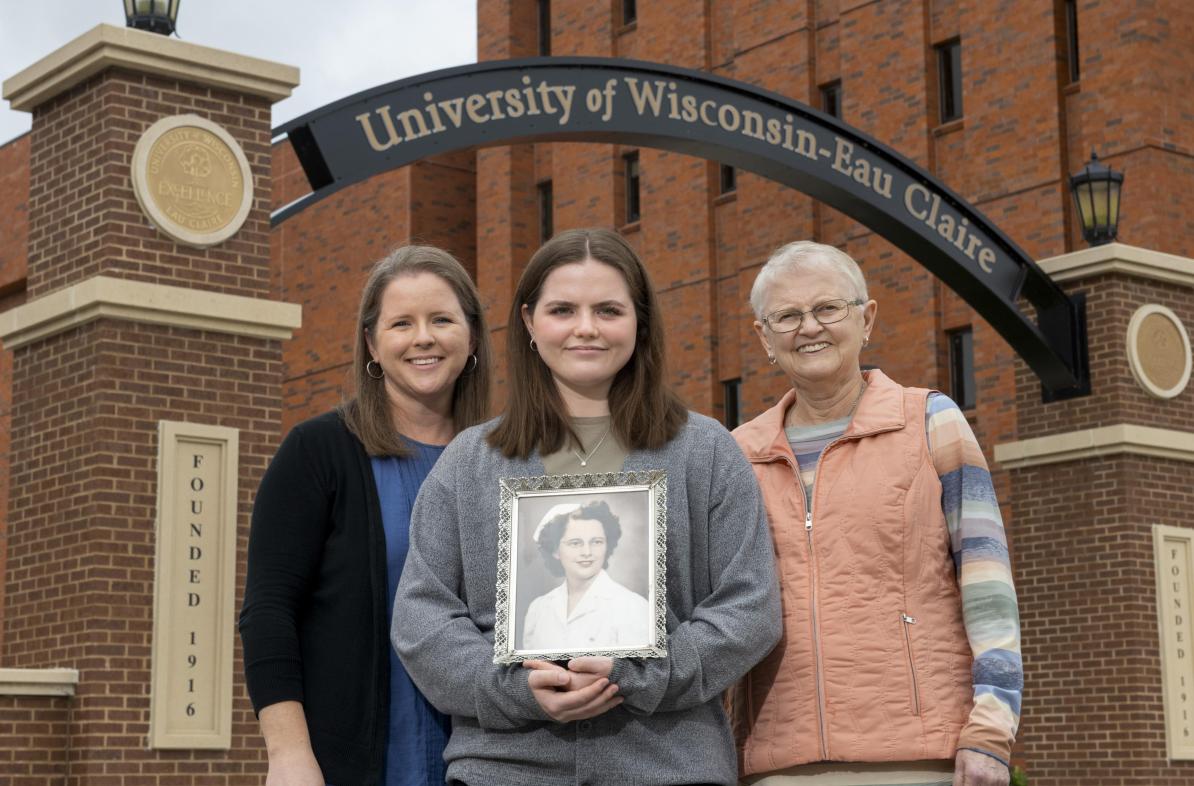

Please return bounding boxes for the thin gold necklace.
[571,425,611,468]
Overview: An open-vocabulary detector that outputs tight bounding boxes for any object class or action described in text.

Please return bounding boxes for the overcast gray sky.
[0,0,478,145]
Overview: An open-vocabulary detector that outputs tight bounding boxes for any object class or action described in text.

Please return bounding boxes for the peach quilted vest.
[730,370,972,776]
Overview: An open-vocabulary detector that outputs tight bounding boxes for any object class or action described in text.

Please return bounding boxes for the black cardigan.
[239,410,390,785]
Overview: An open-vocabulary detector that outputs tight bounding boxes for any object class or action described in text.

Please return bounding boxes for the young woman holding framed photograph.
[392,228,781,786]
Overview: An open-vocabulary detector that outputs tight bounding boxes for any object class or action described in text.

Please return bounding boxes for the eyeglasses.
[762,299,864,333]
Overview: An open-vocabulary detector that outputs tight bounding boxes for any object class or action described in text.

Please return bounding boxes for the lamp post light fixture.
[1069,150,1124,246]
[123,0,181,36]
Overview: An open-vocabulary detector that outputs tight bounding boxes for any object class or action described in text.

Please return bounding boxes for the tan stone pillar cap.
[0,275,302,350]
[1037,242,1194,289]
[0,668,79,697]
[3,23,299,112]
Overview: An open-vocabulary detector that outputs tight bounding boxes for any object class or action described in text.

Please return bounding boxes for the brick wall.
[0,9,1187,572]
[0,695,71,784]
[0,135,30,287]
[1010,264,1194,782]
[474,143,537,407]
[0,134,30,654]
[4,321,277,782]
[25,69,273,299]
[462,0,1052,531]
[1016,274,1194,438]
[1012,455,1194,786]
[467,0,1080,461]
[5,48,286,782]
[1066,0,1194,257]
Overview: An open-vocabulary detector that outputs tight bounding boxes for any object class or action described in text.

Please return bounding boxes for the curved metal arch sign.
[274,57,1086,393]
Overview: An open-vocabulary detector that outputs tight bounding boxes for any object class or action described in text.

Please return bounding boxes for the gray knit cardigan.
[392,412,782,786]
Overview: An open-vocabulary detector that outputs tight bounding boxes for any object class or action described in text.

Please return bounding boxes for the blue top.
[371,442,450,786]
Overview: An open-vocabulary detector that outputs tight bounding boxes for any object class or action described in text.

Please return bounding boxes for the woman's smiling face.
[553,517,608,584]
[366,272,472,415]
[753,263,875,391]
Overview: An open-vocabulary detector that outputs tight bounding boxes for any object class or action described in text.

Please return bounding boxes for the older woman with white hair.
[730,241,1022,786]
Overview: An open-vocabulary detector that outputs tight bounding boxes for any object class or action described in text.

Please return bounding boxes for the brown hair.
[341,245,491,456]
[487,228,686,458]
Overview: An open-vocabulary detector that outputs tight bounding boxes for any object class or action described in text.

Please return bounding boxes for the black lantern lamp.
[1069,150,1124,246]
[124,0,181,36]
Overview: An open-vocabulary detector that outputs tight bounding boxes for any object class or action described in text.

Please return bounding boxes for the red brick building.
[269,0,1192,480]
[2,1,1193,784]
[268,7,1194,781]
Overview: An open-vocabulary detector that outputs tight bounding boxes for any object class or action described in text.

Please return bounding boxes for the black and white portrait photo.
[493,471,667,663]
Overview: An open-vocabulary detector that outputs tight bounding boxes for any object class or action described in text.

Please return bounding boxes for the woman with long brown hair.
[239,246,491,786]
[392,228,780,785]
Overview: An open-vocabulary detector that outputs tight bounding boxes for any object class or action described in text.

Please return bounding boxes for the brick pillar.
[995,244,1194,785]
[476,0,539,408]
[0,25,299,783]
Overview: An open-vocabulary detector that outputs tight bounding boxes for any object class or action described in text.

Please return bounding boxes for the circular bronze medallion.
[131,115,254,247]
[1127,304,1191,399]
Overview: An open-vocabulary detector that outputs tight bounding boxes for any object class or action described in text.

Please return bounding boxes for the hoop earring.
[366,360,384,379]
[863,335,870,347]
[529,338,538,353]
[464,354,478,374]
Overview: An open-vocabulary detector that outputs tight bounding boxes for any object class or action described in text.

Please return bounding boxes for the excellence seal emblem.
[1127,304,1192,400]
[131,115,254,247]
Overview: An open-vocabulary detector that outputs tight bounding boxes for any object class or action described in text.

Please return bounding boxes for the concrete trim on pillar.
[994,423,1194,470]
[0,275,302,350]
[1037,243,1194,289]
[0,668,79,697]
[1,23,299,112]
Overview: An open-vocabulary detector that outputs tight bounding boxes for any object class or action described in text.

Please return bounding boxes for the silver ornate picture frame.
[494,470,668,664]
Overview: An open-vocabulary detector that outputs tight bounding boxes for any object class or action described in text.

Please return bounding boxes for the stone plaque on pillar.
[1128,305,1192,400]
[150,421,239,749]
[1156,524,1194,759]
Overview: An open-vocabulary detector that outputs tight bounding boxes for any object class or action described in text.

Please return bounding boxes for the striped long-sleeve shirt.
[785,392,1022,768]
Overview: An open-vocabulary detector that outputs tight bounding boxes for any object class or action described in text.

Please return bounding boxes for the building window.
[948,327,976,410]
[538,0,551,55]
[936,39,963,123]
[719,164,736,195]
[820,81,842,119]
[623,0,637,25]
[624,152,641,224]
[1064,0,1080,84]
[538,180,553,243]
[723,378,743,430]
